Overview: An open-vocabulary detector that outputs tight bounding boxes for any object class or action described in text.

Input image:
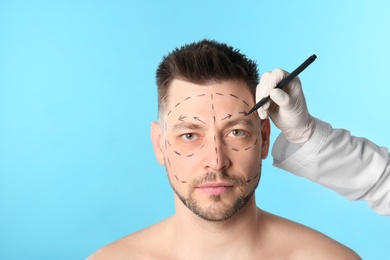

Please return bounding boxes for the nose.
[200,134,231,172]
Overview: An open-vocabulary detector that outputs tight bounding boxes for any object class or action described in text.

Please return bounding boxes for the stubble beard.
[169,170,261,222]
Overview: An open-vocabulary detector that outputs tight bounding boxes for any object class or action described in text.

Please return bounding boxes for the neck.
[171,194,262,257]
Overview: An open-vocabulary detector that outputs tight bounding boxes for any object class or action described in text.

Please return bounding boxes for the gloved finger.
[257,98,271,119]
[261,68,289,97]
[289,77,304,96]
[261,99,270,110]
[270,88,290,107]
[256,72,271,100]
[257,107,268,120]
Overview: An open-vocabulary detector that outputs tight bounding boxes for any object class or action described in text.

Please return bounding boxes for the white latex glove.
[256,68,316,144]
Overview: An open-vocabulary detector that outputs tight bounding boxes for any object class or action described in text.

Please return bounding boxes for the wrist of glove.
[282,114,317,144]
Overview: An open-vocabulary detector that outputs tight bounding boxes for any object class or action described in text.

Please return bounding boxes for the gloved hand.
[256,68,316,144]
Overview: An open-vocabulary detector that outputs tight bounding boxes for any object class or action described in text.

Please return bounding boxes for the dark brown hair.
[156,39,259,117]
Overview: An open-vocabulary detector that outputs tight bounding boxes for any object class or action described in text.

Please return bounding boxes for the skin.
[87,79,360,260]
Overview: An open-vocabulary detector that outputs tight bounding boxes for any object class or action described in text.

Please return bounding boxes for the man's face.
[151,79,270,221]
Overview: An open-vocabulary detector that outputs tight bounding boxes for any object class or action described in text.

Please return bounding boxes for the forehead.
[167,79,254,110]
[163,80,259,134]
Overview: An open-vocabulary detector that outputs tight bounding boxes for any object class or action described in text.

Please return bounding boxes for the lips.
[196,182,234,195]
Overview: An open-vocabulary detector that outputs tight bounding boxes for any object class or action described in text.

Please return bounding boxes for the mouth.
[196,182,234,195]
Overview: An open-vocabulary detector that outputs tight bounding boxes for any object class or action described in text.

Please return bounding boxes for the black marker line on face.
[246,173,259,183]
[165,91,258,185]
[254,128,261,145]
[164,93,209,185]
[193,117,206,124]
[221,114,232,121]
[211,93,218,165]
[252,112,257,118]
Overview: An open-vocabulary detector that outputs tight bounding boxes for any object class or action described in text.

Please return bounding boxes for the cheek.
[239,152,262,188]
[165,135,205,158]
[233,146,262,171]
[163,137,200,179]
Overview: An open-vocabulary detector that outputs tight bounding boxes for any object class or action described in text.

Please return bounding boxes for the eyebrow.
[222,117,257,130]
[172,122,205,132]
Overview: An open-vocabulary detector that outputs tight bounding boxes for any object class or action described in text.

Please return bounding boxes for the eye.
[181,133,198,141]
[229,129,246,137]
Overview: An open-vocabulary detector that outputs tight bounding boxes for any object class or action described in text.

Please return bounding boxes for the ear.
[151,121,165,165]
[260,118,270,159]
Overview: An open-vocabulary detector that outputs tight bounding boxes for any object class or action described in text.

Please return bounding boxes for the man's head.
[151,40,270,222]
[156,39,259,121]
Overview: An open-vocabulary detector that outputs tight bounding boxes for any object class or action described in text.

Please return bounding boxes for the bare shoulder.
[261,210,361,259]
[86,218,174,260]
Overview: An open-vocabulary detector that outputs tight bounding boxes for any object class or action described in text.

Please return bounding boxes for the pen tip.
[245,109,253,116]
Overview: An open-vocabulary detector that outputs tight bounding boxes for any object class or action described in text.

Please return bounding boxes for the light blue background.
[1,1,389,259]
